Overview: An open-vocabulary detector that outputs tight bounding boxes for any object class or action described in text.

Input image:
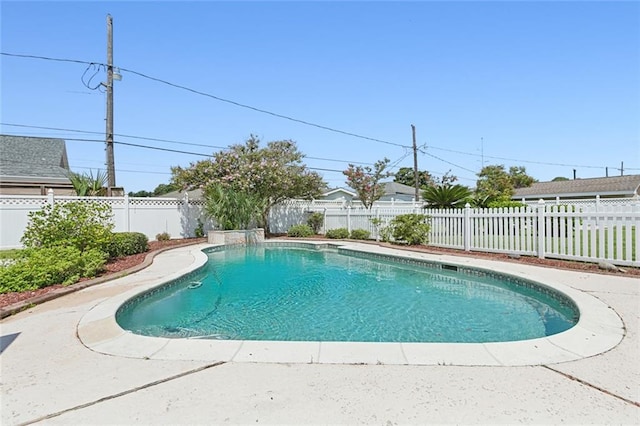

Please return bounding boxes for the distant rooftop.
[513,175,640,199]
[0,134,71,182]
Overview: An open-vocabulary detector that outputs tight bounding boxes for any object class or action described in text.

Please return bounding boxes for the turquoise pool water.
[116,245,579,343]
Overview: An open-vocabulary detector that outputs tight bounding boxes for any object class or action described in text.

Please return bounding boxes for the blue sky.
[2,1,639,193]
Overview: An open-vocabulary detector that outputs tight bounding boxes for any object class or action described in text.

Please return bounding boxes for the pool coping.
[77,241,625,367]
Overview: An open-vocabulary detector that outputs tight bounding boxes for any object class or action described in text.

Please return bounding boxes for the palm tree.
[68,170,108,196]
[422,184,472,209]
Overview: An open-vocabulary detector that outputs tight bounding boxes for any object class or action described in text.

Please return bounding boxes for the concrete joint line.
[18,361,226,425]
[542,365,640,408]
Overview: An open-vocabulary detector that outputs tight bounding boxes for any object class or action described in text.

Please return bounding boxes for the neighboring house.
[378,182,421,202]
[158,188,203,199]
[318,187,356,202]
[0,134,74,195]
[318,182,420,203]
[513,175,640,201]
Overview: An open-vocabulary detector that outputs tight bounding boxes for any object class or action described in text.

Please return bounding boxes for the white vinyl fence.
[0,192,208,249]
[272,198,640,268]
[1,193,638,267]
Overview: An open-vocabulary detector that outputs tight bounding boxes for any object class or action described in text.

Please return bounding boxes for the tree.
[422,184,472,209]
[509,166,537,188]
[153,183,179,196]
[67,170,107,196]
[475,165,513,205]
[128,182,179,198]
[552,176,569,182]
[393,167,458,189]
[436,171,459,186]
[128,190,153,197]
[393,167,435,189]
[171,135,325,233]
[343,158,391,209]
[475,164,536,206]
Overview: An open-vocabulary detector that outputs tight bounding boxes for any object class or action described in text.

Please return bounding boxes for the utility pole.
[105,14,116,190]
[411,124,419,201]
[620,161,624,176]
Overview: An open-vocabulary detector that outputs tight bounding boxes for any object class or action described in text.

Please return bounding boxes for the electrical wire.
[1,52,410,149]
[426,145,628,170]
[423,151,477,174]
[81,63,105,90]
[3,52,637,172]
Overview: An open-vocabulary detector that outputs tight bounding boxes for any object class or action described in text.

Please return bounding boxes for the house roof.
[513,175,640,199]
[0,134,71,183]
[321,187,356,197]
[158,188,203,199]
[382,181,419,196]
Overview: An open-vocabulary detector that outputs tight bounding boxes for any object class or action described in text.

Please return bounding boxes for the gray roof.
[158,188,203,199]
[382,181,418,196]
[513,175,640,199]
[0,134,71,182]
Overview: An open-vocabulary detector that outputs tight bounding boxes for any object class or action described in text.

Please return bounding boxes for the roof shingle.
[513,175,640,198]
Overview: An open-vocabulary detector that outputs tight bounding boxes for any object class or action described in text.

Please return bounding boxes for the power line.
[1,52,95,65]
[6,54,637,172]
[423,152,477,174]
[1,52,410,149]
[427,145,618,170]
[1,124,376,166]
[0,123,228,151]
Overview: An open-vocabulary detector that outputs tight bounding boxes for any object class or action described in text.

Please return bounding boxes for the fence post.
[537,199,546,259]
[464,203,471,251]
[323,208,327,234]
[375,207,380,242]
[47,188,55,206]
[347,206,352,233]
[124,193,130,232]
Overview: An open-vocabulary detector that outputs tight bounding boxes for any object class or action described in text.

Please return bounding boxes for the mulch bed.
[1,236,637,311]
[0,238,205,310]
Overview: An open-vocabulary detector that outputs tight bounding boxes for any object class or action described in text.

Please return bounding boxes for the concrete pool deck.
[1,242,639,424]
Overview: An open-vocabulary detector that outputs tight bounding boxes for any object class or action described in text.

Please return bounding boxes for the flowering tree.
[343,158,391,209]
[171,135,325,233]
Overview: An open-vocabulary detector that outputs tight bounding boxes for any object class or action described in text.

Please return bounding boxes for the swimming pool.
[78,242,625,365]
[116,243,578,343]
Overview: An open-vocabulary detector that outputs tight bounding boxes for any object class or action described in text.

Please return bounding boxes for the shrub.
[194,218,205,238]
[0,246,107,293]
[389,214,430,245]
[350,229,371,240]
[107,232,149,258]
[203,183,261,230]
[156,232,171,241]
[287,224,314,238]
[325,228,349,239]
[21,201,114,253]
[486,200,526,209]
[306,212,324,234]
[370,218,392,242]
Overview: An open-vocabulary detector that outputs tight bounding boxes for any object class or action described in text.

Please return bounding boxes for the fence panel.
[1,194,638,267]
[0,195,50,249]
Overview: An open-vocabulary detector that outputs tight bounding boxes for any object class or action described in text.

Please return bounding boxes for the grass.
[432,224,637,263]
